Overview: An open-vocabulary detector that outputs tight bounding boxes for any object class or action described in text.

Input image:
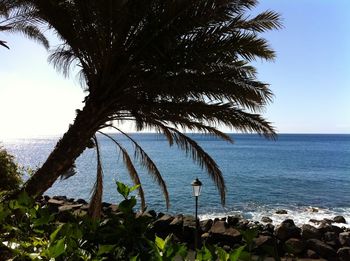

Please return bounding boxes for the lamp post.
[191,178,202,250]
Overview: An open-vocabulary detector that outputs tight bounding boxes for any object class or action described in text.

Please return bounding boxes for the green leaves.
[116,181,139,199]
[46,237,66,258]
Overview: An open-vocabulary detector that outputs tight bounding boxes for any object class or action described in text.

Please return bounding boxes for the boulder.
[324,231,340,246]
[263,223,275,235]
[200,219,213,233]
[227,215,241,226]
[284,238,305,255]
[53,195,67,201]
[306,249,319,259]
[318,223,343,235]
[254,235,275,250]
[301,224,321,240]
[58,204,83,212]
[309,219,322,225]
[274,219,301,241]
[275,209,288,214]
[339,232,350,246]
[76,198,87,204]
[47,198,65,206]
[261,216,273,223]
[153,214,174,238]
[148,210,157,218]
[334,216,347,224]
[337,247,350,261]
[169,214,184,236]
[307,239,337,261]
[207,221,242,246]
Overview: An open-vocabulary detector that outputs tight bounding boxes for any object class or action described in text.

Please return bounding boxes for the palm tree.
[0,0,48,49]
[12,0,281,211]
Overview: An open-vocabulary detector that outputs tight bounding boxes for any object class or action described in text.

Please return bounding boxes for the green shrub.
[0,145,22,192]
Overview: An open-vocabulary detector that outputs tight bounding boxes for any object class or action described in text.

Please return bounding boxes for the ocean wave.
[199,205,350,228]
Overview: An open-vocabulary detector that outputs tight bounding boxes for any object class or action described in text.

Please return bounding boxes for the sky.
[0,0,349,139]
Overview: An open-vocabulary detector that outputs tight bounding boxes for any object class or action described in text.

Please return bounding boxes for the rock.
[107,204,119,213]
[58,204,83,212]
[153,214,175,238]
[324,232,340,249]
[182,215,197,245]
[148,210,157,218]
[227,215,241,226]
[322,218,333,224]
[101,202,111,208]
[339,232,350,246]
[276,209,288,214]
[334,216,347,224]
[306,249,319,259]
[302,224,321,240]
[307,239,337,260]
[47,198,65,212]
[208,221,242,246]
[337,247,350,261]
[53,195,67,201]
[254,235,274,249]
[263,223,275,235]
[274,219,301,241]
[47,198,65,206]
[318,223,343,235]
[261,216,273,223]
[236,219,249,230]
[309,219,322,225]
[170,215,184,227]
[201,232,209,240]
[76,198,87,204]
[157,212,165,219]
[285,238,305,255]
[200,219,213,233]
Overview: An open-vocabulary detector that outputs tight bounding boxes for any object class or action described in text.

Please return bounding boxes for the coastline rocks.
[339,232,350,246]
[337,247,350,261]
[285,238,304,255]
[334,216,347,224]
[275,209,288,214]
[206,221,242,246]
[307,239,337,260]
[302,224,321,240]
[261,216,273,223]
[36,196,350,260]
[275,219,301,241]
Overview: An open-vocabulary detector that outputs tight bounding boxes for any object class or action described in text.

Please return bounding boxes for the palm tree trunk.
[23,100,106,197]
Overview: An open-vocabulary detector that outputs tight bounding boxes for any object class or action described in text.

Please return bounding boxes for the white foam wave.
[199,206,350,228]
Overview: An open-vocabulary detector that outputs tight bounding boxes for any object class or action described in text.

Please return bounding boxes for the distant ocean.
[3,134,350,227]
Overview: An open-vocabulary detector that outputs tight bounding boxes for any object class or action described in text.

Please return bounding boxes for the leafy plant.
[0,146,22,192]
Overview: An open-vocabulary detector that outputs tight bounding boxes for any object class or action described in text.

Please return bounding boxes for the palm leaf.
[104,125,170,209]
[88,135,103,220]
[98,131,146,211]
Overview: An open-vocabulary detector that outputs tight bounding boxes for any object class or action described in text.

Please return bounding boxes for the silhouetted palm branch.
[0,0,48,49]
[88,135,103,220]
[97,131,147,211]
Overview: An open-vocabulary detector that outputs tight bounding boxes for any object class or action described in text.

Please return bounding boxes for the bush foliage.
[0,146,22,192]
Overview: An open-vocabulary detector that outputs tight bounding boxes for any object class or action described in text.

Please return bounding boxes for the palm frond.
[98,131,146,211]
[104,125,170,209]
[88,135,103,220]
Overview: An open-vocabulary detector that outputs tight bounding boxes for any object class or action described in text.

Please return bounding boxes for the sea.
[2,134,350,227]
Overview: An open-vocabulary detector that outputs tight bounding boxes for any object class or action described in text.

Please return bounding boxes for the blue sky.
[0,1,349,138]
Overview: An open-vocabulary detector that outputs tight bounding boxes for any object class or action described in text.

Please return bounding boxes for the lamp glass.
[191,178,202,196]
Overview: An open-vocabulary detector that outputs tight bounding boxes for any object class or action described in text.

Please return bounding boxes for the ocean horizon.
[3,133,350,227]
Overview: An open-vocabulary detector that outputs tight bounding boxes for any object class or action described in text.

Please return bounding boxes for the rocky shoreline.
[39,195,350,260]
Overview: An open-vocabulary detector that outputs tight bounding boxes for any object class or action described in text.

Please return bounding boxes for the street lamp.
[191,178,202,250]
